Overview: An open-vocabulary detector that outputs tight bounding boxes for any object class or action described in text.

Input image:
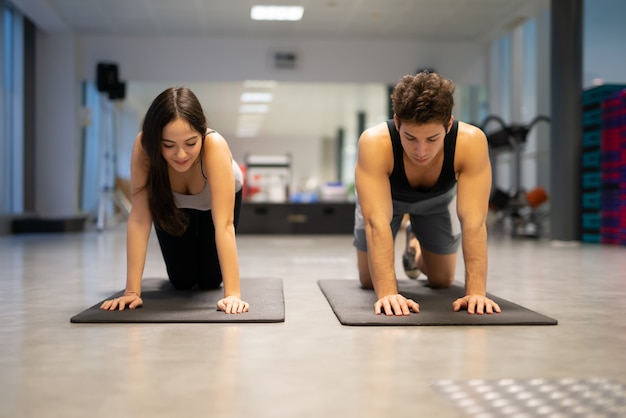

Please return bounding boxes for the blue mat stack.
[600,89,626,245]
[581,84,626,243]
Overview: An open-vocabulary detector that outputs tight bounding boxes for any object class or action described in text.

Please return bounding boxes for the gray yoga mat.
[318,279,557,326]
[71,278,284,323]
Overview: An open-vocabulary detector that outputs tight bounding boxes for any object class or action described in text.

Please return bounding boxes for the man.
[353,71,501,316]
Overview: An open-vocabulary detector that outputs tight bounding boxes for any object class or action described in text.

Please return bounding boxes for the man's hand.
[375,294,420,316]
[452,294,501,314]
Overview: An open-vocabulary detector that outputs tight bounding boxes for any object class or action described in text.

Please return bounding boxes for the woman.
[100,87,249,314]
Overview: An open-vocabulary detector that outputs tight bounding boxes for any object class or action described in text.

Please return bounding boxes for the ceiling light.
[237,122,262,131]
[251,5,304,21]
[237,128,259,138]
[243,80,278,89]
[239,104,269,114]
[238,114,265,124]
[240,92,273,103]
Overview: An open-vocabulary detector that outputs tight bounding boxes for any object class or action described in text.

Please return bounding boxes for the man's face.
[395,118,452,167]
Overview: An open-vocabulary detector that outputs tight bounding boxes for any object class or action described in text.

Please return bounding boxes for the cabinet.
[237,202,355,234]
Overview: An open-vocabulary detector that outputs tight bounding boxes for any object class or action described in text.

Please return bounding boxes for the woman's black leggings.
[154,191,242,290]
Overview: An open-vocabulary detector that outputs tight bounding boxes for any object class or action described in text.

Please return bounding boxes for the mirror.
[114,81,389,197]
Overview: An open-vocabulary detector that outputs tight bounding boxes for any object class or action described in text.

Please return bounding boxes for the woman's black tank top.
[387,119,458,203]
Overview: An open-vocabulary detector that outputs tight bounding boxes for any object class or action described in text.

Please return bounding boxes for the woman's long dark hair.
[140,87,208,236]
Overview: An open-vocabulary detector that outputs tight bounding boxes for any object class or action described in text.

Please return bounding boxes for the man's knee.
[356,250,374,289]
[418,253,456,288]
[425,272,455,288]
[422,263,456,288]
[359,273,374,289]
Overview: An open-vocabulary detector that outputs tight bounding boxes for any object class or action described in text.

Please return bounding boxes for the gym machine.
[481,115,551,238]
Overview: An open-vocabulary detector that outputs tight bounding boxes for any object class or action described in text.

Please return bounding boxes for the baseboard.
[12,215,88,234]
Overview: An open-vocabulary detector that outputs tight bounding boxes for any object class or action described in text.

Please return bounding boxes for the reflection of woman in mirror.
[100,87,249,314]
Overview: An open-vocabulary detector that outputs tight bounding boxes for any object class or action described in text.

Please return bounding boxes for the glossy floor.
[1,224,625,417]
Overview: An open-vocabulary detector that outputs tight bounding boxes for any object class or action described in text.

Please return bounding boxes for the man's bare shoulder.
[454,121,489,171]
[457,121,486,140]
[357,121,394,174]
[360,121,391,143]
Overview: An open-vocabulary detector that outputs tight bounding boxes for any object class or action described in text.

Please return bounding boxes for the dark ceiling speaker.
[96,62,119,93]
[273,51,297,70]
[107,82,126,101]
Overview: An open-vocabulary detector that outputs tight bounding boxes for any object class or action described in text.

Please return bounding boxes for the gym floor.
[1,223,625,417]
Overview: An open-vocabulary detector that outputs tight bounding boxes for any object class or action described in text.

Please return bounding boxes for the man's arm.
[453,122,501,314]
[355,125,419,315]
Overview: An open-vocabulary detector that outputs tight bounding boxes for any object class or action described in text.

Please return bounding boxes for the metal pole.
[550,0,583,241]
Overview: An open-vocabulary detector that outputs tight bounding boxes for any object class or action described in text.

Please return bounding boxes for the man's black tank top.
[387,119,458,203]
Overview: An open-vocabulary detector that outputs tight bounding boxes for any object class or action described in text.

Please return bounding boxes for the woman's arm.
[203,131,248,313]
[101,133,151,311]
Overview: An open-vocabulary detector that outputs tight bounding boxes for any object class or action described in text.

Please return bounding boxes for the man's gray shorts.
[353,185,461,255]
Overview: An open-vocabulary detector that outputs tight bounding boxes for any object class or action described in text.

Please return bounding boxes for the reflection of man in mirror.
[353,71,501,316]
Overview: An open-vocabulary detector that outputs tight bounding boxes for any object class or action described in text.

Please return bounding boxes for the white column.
[34,32,81,218]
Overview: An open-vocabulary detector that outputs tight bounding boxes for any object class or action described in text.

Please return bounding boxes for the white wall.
[77,36,486,85]
[34,32,81,218]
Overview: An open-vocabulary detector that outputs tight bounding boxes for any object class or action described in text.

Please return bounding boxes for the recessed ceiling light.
[243,80,278,89]
[239,104,270,114]
[240,92,273,103]
[237,128,259,135]
[236,128,259,138]
[251,5,304,21]
[238,114,265,124]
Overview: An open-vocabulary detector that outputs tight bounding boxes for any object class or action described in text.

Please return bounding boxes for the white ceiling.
[14,0,550,149]
[21,0,549,42]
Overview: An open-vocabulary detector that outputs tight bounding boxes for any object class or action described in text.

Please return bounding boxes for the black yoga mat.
[318,279,557,326]
[71,278,284,323]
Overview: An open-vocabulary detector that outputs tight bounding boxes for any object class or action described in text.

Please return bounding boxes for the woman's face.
[160,118,203,173]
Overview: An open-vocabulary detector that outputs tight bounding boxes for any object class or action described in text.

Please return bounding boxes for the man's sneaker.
[402,224,421,279]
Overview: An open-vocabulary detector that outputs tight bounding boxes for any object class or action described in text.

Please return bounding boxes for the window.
[2,3,25,213]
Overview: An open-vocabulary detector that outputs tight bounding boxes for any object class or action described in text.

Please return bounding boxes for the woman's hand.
[100,292,143,311]
[217,296,249,314]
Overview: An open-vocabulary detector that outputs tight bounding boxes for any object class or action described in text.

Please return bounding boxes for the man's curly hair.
[391,71,455,127]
